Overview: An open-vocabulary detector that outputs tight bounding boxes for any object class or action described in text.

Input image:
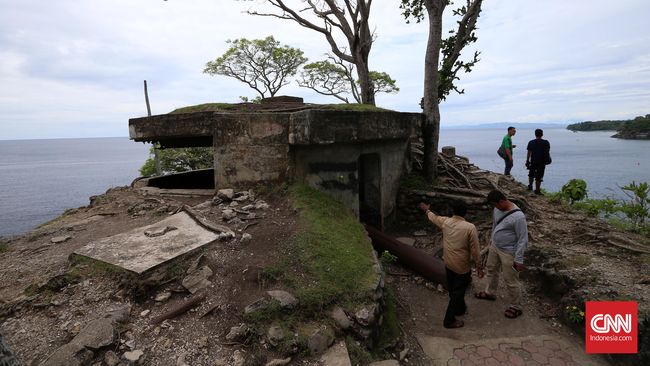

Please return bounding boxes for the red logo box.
[586,301,637,354]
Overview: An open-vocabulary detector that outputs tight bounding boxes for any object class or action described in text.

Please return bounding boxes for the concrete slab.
[73,212,219,274]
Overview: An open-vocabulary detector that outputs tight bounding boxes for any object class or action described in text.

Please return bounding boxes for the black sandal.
[444,320,464,329]
[474,291,496,301]
[504,306,523,318]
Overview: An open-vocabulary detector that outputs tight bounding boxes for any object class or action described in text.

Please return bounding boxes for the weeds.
[565,305,585,324]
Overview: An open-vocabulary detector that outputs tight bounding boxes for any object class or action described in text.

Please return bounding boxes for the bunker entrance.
[359,153,382,228]
[145,169,215,189]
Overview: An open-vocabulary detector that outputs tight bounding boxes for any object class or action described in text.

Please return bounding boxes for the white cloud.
[0,0,649,139]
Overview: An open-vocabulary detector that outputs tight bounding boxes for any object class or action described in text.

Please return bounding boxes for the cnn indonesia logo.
[586,301,637,354]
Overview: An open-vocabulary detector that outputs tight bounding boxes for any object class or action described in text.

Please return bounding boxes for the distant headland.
[566,114,650,139]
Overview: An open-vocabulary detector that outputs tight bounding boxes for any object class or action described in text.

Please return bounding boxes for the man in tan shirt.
[419,201,484,328]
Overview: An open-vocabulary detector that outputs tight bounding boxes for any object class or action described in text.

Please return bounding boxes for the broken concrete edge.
[68,238,219,279]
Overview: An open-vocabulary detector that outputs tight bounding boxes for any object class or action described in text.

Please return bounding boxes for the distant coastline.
[443,122,567,130]
[566,115,650,140]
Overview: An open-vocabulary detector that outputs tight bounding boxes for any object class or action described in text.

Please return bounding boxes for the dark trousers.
[504,157,513,175]
[444,267,472,326]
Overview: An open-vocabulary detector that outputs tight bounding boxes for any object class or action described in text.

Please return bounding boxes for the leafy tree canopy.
[298,55,399,104]
[140,146,213,177]
[204,36,307,98]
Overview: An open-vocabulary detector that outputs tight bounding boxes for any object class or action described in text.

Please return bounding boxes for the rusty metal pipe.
[365,225,447,288]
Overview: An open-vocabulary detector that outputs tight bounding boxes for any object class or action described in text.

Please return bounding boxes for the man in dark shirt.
[526,129,551,194]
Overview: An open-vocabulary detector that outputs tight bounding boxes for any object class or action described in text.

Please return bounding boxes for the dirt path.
[390,273,610,365]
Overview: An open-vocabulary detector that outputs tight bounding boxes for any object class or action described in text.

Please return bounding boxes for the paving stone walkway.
[417,334,608,366]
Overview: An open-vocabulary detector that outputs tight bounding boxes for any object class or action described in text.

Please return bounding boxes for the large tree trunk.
[355,57,375,105]
[356,1,375,105]
[422,1,445,181]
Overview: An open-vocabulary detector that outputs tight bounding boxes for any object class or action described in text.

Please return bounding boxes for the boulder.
[267,290,298,309]
[217,189,234,201]
[244,298,269,314]
[267,325,284,347]
[182,266,213,294]
[320,341,352,366]
[222,209,237,221]
[307,326,335,356]
[330,307,351,330]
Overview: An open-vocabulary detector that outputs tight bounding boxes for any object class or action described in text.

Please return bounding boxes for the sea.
[0,138,150,237]
[1,129,648,237]
[439,127,650,199]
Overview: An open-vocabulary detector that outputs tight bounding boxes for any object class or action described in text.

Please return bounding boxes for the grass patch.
[169,103,239,114]
[374,288,400,353]
[36,208,77,229]
[69,254,129,278]
[638,254,650,266]
[286,185,377,311]
[346,336,373,365]
[318,103,393,112]
[0,242,9,253]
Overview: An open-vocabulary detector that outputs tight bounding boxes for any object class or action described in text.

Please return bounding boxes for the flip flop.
[505,306,523,319]
[474,291,496,301]
[444,320,464,329]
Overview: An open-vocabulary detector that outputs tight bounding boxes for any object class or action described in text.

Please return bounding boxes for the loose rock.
[267,290,298,309]
[154,292,172,302]
[123,349,144,364]
[104,350,120,366]
[182,266,213,294]
[330,307,351,330]
[267,325,284,347]
[217,189,234,201]
[50,236,72,244]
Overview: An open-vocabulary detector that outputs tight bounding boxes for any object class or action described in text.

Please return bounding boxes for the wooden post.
[144,80,161,176]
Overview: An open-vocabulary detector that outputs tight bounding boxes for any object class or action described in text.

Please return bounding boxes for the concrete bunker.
[129,97,423,228]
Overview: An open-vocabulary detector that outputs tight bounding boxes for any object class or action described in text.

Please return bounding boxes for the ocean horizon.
[1,129,648,238]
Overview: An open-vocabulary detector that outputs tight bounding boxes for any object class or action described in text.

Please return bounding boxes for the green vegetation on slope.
[168,102,392,115]
[169,103,240,114]
[287,184,377,310]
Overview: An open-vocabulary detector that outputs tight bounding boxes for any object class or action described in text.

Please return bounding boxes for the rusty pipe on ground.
[365,225,447,288]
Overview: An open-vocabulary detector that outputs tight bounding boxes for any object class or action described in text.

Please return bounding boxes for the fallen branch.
[151,292,207,325]
[182,205,235,236]
[242,222,259,231]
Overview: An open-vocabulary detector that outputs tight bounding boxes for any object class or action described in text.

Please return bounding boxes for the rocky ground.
[1,159,649,365]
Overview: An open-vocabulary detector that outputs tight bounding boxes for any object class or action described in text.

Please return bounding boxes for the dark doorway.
[358,153,382,229]
[146,168,215,189]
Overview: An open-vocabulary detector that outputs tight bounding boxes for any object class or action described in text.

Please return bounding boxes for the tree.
[298,55,399,103]
[204,36,307,98]
[140,146,213,177]
[247,1,377,105]
[401,0,483,180]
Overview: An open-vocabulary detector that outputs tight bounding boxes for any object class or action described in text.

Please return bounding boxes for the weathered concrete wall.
[289,110,420,145]
[129,108,423,225]
[293,140,409,228]
[213,113,291,188]
[129,112,215,148]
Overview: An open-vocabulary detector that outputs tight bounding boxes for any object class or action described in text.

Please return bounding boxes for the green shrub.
[561,179,588,204]
[139,145,213,177]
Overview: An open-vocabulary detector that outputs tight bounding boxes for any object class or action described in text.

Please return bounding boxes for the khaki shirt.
[427,211,481,274]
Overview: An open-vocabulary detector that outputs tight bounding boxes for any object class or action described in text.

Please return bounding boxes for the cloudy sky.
[1,0,649,139]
